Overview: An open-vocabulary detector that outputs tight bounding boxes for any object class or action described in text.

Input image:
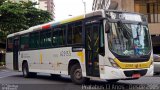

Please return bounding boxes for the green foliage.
[0,1,53,42]
[0,0,6,5]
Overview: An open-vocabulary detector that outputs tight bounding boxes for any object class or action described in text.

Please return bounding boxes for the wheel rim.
[74,69,82,80]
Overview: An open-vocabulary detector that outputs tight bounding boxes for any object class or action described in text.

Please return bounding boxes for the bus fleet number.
[60,51,71,56]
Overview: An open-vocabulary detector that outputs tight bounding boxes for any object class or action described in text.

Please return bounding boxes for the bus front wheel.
[70,64,87,84]
[22,62,30,78]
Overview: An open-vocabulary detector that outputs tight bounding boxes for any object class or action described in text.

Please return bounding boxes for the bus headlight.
[108,58,120,68]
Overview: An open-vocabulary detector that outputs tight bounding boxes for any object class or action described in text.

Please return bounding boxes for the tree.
[22,1,52,28]
[0,1,53,42]
[0,0,5,5]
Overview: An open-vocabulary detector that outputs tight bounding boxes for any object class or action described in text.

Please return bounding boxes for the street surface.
[0,69,160,90]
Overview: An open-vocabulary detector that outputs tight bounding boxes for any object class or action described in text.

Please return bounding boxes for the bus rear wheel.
[22,62,30,78]
[70,64,87,84]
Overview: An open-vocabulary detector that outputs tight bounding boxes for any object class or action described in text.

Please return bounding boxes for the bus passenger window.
[20,34,29,50]
[73,25,82,44]
[7,38,13,52]
[40,30,52,48]
[67,21,82,45]
[29,32,40,49]
[52,30,59,46]
[45,31,52,47]
[67,24,73,44]
[52,26,66,47]
[58,27,65,45]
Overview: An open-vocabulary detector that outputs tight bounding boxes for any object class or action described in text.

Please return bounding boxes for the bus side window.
[73,22,82,44]
[45,30,52,47]
[40,29,52,48]
[52,28,59,47]
[7,38,13,52]
[58,26,66,46]
[67,24,73,44]
[29,32,40,49]
[52,26,66,47]
[67,21,82,45]
[20,34,29,50]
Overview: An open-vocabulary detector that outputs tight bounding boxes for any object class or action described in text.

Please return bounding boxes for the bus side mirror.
[105,23,110,33]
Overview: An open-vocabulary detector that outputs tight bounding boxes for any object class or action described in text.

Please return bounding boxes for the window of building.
[20,34,29,50]
[134,0,160,23]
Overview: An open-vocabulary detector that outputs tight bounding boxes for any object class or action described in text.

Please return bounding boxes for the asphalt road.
[0,69,160,90]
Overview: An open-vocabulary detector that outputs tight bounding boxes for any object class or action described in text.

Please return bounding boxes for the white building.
[39,0,54,19]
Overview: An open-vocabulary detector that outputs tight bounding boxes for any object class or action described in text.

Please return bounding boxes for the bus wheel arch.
[22,60,28,71]
[68,59,80,75]
[22,60,37,78]
[22,60,28,67]
[22,60,30,78]
[68,59,88,84]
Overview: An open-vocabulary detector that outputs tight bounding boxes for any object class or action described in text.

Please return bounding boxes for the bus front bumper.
[100,65,154,80]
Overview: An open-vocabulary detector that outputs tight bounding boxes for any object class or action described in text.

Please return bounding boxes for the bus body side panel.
[19,49,53,73]
[6,52,14,70]
[19,47,86,76]
[19,50,40,72]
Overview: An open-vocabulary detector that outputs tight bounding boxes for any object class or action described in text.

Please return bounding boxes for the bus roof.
[7,10,104,38]
[7,10,143,38]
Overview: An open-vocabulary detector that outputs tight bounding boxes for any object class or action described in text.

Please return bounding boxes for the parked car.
[153,54,160,75]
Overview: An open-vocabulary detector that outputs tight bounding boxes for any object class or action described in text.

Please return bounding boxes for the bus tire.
[70,63,87,84]
[22,62,30,78]
[107,79,119,83]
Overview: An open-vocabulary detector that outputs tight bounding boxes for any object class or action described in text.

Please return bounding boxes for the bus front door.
[13,38,19,70]
[85,23,100,77]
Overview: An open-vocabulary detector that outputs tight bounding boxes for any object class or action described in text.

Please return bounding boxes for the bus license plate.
[132,74,141,78]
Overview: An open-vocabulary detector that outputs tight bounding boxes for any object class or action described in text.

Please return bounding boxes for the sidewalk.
[0,65,6,69]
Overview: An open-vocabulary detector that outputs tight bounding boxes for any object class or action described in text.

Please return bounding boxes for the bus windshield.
[107,22,151,56]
